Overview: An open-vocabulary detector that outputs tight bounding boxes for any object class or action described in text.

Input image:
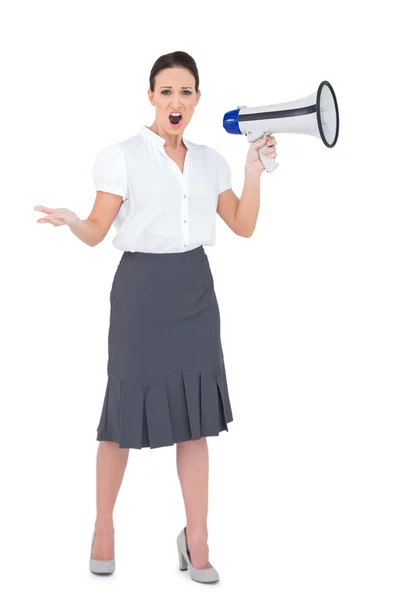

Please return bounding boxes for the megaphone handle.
[258,146,279,173]
[247,130,279,173]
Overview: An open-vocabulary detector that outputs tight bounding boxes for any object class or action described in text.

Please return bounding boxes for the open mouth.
[169,113,182,125]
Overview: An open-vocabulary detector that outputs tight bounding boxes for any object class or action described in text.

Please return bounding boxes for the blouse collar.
[140,125,191,151]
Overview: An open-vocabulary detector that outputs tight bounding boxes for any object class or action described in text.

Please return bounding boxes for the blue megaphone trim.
[223,109,241,134]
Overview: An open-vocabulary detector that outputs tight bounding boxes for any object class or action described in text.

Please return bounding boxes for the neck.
[149,122,185,151]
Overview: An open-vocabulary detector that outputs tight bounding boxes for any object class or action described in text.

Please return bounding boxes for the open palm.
[34,205,79,227]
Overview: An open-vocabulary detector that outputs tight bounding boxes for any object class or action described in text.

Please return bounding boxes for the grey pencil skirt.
[96,244,234,450]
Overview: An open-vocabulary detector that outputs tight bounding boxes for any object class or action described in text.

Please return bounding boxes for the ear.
[148,90,155,106]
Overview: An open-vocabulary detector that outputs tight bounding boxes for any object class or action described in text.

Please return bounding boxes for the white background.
[1,0,399,598]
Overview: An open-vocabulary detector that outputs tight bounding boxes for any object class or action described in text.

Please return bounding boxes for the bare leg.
[91,441,130,560]
[176,437,212,569]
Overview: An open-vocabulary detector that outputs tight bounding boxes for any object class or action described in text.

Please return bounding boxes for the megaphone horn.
[223,80,339,173]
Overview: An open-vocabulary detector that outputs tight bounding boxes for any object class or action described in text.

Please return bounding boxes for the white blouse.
[91,125,232,253]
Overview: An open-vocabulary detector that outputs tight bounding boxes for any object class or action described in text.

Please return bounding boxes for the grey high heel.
[89,528,115,575]
[177,527,219,583]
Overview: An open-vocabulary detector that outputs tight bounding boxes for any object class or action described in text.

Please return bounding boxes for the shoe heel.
[177,527,220,583]
[178,546,188,571]
[90,529,115,575]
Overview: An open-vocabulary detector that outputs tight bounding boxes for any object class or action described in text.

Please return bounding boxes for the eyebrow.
[160,86,193,89]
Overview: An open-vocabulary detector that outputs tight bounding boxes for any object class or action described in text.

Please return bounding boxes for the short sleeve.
[208,148,232,195]
[92,144,129,201]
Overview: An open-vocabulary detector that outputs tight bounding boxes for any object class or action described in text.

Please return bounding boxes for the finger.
[38,217,63,225]
[34,206,53,214]
[263,149,277,157]
[253,135,268,146]
[37,216,55,223]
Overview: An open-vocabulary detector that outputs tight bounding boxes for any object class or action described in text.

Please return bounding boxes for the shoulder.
[93,143,126,167]
[204,146,231,173]
[118,134,143,154]
[205,145,230,166]
[94,134,142,159]
[92,142,129,195]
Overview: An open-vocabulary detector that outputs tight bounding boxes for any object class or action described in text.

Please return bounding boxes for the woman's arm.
[216,169,261,238]
[69,191,123,246]
[35,191,123,247]
[216,134,277,237]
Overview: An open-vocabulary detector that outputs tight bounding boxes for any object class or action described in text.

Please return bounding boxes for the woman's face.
[148,67,200,134]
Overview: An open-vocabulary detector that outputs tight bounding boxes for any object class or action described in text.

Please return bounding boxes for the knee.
[176,437,207,447]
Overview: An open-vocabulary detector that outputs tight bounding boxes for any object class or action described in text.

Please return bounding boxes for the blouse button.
[184,220,187,223]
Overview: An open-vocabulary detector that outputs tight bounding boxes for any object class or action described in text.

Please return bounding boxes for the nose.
[169,94,183,107]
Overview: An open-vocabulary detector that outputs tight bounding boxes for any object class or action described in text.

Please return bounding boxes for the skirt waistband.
[124,245,204,259]
[116,244,209,285]
[122,245,206,268]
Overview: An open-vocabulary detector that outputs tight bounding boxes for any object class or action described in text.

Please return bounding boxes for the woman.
[34,50,277,584]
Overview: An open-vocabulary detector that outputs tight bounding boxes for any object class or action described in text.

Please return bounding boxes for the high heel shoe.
[89,528,115,575]
[177,527,219,583]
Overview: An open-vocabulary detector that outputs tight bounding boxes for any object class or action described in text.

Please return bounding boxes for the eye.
[161,90,192,95]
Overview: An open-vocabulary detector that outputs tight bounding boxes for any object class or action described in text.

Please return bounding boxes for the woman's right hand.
[34,205,79,227]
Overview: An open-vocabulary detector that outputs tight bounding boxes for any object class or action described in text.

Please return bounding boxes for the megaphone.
[223,80,339,173]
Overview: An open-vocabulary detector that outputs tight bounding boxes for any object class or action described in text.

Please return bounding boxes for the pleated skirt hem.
[96,367,233,450]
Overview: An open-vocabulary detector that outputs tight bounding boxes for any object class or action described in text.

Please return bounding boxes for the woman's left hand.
[245,135,277,175]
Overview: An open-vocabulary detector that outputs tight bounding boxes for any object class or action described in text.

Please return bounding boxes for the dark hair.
[149,51,199,93]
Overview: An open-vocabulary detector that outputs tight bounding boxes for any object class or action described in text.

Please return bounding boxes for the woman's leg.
[176,437,212,569]
[91,441,130,560]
